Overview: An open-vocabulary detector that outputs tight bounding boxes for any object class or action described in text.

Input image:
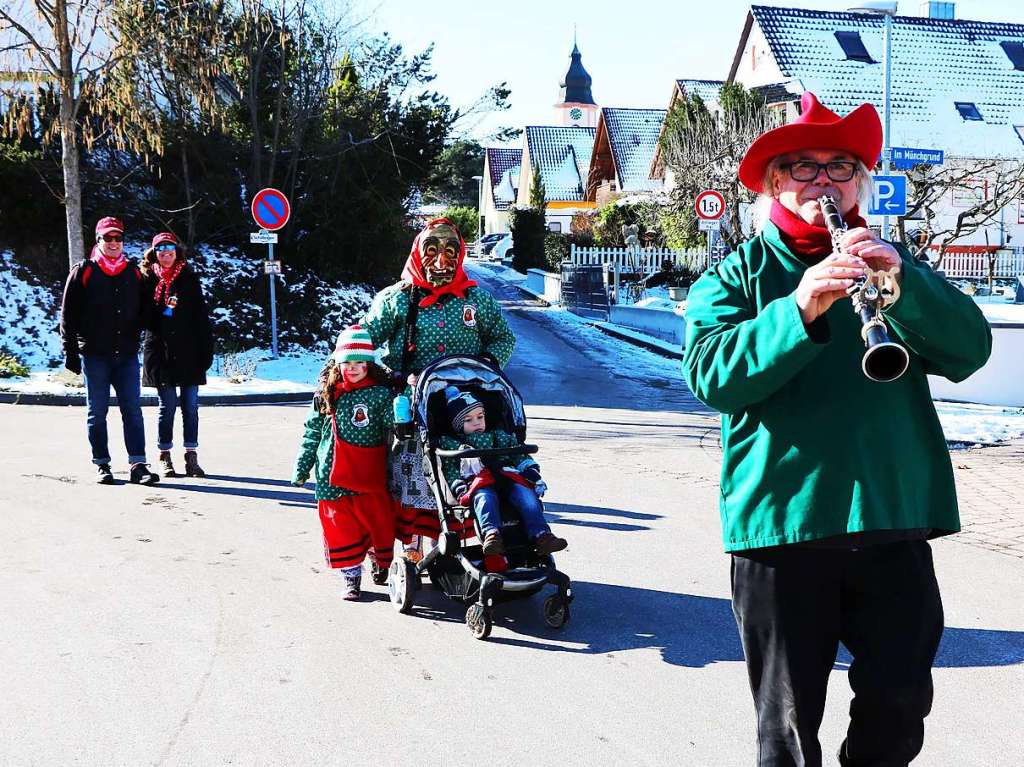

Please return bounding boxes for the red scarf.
[154,260,185,305]
[400,225,477,308]
[90,245,128,277]
[770,200,868,260]
[333,370,378,396]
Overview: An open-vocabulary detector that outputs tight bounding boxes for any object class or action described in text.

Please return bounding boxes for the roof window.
[955,102,983,121]
[835,31,874,63]
[1000,41,1024,71]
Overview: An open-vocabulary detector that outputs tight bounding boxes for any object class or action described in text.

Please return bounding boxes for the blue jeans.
[82,354,146,465]
[157,385,200,450]
[472,483,550,540]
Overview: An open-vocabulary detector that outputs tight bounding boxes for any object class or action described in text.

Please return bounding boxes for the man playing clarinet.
[682,92,992,766]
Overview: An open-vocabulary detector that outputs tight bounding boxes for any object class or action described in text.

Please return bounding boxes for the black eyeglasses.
[100,234,123,243]
[780,160,858,183]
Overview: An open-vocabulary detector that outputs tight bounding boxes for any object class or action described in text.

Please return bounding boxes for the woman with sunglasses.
[141,232,214,478]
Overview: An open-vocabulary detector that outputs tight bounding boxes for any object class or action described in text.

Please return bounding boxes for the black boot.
[184,451,205,478]
[96,464,115,485]
[158,450,176,477]
[129,463,160,485]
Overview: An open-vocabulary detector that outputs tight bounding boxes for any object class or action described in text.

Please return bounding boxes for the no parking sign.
[251,187,291,231]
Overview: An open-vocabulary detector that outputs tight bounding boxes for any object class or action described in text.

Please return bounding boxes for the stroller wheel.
[388,558,416,614]
[465,604,492,640]
[543,595,571,629]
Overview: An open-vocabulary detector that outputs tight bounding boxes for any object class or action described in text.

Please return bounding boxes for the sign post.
[695,190,725,270]
[250,188,291,359]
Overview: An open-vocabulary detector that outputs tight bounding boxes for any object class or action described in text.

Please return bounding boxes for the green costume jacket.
[292,384,393,500]
[437,429,523,488]
[682,222,992,552]
[361,283,515,375]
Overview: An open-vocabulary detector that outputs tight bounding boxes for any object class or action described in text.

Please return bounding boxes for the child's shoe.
[369,555,390,585]
[402,548,423,564]
[340,571,362,601]
[533,532,568,555]
[482,529,505,556]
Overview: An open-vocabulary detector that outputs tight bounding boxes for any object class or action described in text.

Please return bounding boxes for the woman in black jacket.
[142,232,214,478]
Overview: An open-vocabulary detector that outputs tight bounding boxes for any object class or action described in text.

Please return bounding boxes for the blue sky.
[364,0,1023,144]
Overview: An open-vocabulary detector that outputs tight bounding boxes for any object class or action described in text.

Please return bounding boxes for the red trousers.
[395,504,442,543]
[318,493,396,570]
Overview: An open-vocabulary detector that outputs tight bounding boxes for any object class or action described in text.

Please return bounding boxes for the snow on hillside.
[0,250,62,367]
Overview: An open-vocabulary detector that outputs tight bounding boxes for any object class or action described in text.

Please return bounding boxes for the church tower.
[554,41,599,128]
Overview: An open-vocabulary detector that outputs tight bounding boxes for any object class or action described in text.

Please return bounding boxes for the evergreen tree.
[529,163,547,210]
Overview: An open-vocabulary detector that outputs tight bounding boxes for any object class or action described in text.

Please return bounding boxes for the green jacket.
[361,283,515,375]
[292,383,393,500]
[437,429,525,488]
[682,222,992,552]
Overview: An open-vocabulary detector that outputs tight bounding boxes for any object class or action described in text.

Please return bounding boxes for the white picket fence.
[937,249,1024,279]
[568,245,704,273]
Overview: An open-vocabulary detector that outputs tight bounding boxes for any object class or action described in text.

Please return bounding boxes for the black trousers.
[731,540,944,767]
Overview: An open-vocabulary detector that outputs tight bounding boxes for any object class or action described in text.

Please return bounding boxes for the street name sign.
[870,175,908,216]
[890,146,944,170]
[251,187,291,231]
[695,190,725,220]
[264,260,282,275]
[250,230,279,244]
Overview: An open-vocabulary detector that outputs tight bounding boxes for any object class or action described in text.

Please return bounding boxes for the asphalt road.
[1,267,1021,766]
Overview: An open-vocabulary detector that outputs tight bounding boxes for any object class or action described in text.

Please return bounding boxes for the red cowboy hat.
[151,232,178,248]
[738,92,882,193]
[95,216,124,236]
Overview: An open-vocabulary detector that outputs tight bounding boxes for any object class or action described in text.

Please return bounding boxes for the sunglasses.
[780,160,858,183]
[99,234,123,243]
[156,244,176,252]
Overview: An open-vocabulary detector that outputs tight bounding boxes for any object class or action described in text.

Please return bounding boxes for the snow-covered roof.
[675,79,726,105]
[486,147,522,210]
[524,125,597,201]
[601,108,666,192]
[735,5,1024,158]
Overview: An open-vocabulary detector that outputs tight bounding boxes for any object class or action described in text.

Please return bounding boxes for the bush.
[0,351,30,378]
[543,231,595,272]
[443,206,479,242]
[508,206,546,273]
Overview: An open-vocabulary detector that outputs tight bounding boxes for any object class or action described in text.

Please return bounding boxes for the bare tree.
[899,157,1024,269]
[0,1,161,268]
[659,85,783,249]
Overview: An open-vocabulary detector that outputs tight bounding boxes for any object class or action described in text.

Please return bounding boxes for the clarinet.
[818,195,910,383]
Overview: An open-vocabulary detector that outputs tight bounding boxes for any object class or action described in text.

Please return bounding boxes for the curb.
[0,390,314,407]
[589,323,684,360]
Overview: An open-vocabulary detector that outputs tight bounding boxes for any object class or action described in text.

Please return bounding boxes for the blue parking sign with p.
[870,175,907,216]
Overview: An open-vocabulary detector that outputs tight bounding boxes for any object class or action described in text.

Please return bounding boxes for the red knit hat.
[738,92,883,193]
[151,232,178,248]
[95,217,124,236]
[332,325,376,363]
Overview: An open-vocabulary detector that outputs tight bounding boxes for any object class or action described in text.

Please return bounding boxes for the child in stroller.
[386,355,573,639]
[439,385,567,559]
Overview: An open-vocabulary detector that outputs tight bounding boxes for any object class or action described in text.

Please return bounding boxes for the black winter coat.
[60,258,148,357]
[142,265,214,388]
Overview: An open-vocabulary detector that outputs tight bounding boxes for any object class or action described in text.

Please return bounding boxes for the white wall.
[731,22,787,88]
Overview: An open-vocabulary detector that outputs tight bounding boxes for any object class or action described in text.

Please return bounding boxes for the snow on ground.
[0,250,63,367]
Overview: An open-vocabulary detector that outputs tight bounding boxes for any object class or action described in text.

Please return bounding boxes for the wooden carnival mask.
[421,222,461,286]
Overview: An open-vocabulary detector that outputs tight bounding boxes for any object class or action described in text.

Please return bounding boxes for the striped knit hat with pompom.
[332,325,376,363]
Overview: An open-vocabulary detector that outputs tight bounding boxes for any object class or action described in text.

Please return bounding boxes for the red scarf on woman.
[154,260,185,305]
[769,200,867,260]
[90,245,128,277]
[400,225,477,308]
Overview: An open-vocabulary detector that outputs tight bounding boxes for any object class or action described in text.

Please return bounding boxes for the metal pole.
[268,241,278,359]
[881,12,892,241]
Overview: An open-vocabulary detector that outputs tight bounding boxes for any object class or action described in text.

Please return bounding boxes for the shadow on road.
[419,580,1024,671]
[543,501,662,532]
[159,477,312,505]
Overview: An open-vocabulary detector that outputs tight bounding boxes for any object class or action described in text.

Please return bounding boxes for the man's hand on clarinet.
[840,227,902,273]
[794,253,866,325]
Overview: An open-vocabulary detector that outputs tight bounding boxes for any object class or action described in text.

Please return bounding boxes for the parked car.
[491,233,514,262]
[478,232,507,255]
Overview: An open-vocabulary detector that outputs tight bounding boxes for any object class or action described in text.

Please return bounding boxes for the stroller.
[387,355,573,639]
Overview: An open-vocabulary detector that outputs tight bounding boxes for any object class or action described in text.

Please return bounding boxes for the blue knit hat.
[444,386,483,432]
